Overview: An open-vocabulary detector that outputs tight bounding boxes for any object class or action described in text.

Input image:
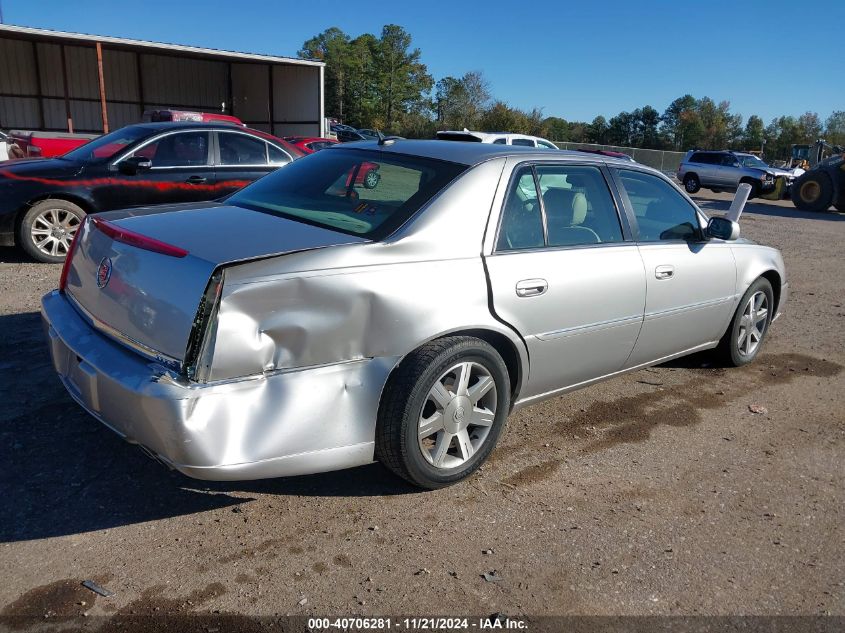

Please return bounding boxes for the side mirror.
[706,216,740,241]
[118,156,152,175]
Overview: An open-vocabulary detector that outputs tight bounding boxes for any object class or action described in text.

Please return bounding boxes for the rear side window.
[268,143,292,164]
[618,170,701,242]
[536,165,623,246]
[497,167,545,250]
[228,148,466,239]
[492,138,508,144]
[218,133,268,166]
[497,164,624,251]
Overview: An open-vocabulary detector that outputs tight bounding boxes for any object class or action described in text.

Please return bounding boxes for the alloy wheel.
[30,208,80,258]
[737,291,768,356]
[417,361,497,469]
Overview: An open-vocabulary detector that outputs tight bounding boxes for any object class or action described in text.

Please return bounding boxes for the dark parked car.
[332,125,368,143]
[0,122,303,262]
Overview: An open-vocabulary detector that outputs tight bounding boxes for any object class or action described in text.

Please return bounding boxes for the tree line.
[299,25,844,159]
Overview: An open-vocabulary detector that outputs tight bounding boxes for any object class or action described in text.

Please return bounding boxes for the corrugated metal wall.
[0,38,39,129]
[0,32,322,137]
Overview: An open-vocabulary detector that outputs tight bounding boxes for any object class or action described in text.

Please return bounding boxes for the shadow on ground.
[0,312,416,544]
[0,246,38,264]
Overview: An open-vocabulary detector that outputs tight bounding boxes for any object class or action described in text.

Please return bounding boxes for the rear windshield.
[228,148,467,239]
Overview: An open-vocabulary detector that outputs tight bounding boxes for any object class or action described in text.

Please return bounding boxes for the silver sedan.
[41,140,787,489]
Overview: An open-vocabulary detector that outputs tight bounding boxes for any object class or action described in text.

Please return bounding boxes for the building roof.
[0,24,324,67]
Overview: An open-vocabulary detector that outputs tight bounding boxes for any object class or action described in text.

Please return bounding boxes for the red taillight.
[58,218,85,293]
[91,217,188,258]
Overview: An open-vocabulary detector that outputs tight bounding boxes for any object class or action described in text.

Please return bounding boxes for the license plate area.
[66,353,101,413]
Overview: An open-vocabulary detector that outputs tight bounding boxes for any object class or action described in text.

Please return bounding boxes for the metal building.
[0,24,325,137]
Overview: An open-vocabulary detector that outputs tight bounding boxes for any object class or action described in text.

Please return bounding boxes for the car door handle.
[516,278,548,297]
[185,175,207,185]
[655,265,674,280]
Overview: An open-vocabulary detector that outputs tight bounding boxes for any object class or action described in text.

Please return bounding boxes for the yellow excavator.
[790,140,845,212]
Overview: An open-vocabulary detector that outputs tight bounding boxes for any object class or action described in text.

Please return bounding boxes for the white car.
[437,130,558,150]
[0,132,10,162]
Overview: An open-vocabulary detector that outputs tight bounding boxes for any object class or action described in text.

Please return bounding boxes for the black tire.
[792,171,834,212]
[363,168,380,189]
[375,336,510,489]
[19,199,86,263]
[716,277,774,367]
[739,178,760,199]
[683,174,700,194]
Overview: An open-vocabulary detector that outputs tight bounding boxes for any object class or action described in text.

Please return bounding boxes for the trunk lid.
[64,202,367,365]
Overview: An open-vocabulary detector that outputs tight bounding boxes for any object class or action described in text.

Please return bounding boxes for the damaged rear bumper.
[41,289,397,480]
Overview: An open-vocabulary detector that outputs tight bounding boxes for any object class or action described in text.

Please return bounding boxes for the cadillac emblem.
[96,257,112,289]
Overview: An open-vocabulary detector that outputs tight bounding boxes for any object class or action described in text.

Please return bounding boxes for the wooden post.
[95,42,109,133]
[135,52,145,119]
[267,64,275,134]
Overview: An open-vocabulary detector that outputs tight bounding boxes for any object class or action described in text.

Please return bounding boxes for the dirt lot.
[1,191,843,628]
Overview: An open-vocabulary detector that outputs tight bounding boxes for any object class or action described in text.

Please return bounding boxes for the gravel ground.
[0,191,843,628]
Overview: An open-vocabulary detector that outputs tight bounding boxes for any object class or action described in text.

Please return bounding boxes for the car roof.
[330,139,636,167]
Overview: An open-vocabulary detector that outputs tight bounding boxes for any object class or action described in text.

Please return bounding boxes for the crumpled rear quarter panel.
[206,157,519,383]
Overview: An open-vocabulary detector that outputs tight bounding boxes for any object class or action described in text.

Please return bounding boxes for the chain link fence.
[552,141,686,176]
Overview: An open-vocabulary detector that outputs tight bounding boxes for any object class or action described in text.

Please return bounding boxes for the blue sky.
[3,0,843,125]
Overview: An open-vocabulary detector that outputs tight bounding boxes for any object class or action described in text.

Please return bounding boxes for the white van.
[436,130,558,149]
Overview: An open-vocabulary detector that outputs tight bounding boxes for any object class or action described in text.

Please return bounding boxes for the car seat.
[542,188,600,245]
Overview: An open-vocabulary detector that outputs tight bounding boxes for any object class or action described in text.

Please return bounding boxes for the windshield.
[738,155,768,169]
[62,127,152,162]
[228,148,467,239]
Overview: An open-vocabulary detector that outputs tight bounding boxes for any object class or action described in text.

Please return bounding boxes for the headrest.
[543,188,576,224]
[572,192,588,225]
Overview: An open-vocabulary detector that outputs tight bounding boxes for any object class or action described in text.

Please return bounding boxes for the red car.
[285,136,381,189]
[8,111,253,159]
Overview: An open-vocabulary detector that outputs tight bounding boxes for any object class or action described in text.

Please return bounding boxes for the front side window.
[720,154,739,167]
[511,138,536,147]
[129,131,210,167]
[218,133,268,166]
[618,170,701,242]
[738,155,768,169]
[228,148,466,239]
[538,140,558,149]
